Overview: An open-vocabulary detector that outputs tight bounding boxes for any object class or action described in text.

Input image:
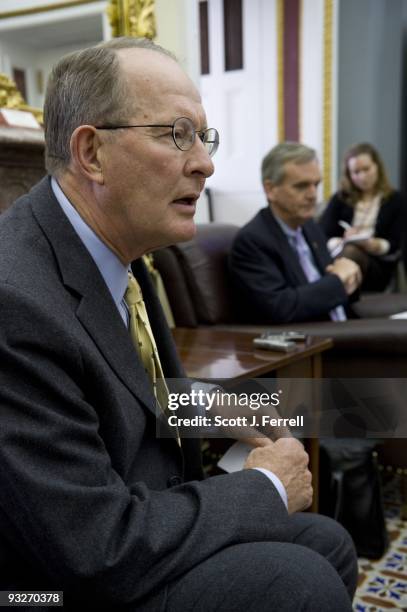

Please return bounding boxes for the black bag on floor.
[319,438,389,559]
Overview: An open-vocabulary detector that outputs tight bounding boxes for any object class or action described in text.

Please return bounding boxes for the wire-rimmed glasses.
[95,116,219,157]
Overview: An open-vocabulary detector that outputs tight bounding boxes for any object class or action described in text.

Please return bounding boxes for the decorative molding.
[0,74,43,124]
[277,0,284,142]
[107,0,156,39]
[0,0,100,20]
[322,0,333,200]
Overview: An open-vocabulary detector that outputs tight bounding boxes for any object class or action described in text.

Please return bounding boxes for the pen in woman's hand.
[338,220,352,231]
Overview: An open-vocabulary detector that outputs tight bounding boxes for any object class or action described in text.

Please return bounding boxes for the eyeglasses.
[95,116,219,157]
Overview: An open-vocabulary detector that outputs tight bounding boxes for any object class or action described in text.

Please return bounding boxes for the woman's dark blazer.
[319,190,405,256]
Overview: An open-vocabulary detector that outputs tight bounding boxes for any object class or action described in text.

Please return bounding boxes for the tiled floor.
[353,474,407,611]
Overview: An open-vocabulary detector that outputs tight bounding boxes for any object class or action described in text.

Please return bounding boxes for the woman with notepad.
[319,142,404,291]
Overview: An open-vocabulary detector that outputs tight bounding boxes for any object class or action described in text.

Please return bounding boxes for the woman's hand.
[344,228,378,253]
[344,227,361,239]
[350,237,381,254]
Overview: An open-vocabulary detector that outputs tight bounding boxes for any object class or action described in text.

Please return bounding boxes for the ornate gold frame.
[108,0,156,39]
[0,74,43,123]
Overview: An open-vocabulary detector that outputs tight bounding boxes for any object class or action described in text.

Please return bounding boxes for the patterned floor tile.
[353,474,407,611]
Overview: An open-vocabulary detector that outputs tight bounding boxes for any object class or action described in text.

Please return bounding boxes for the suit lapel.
[30,177,158,417]
[76,291,157,412]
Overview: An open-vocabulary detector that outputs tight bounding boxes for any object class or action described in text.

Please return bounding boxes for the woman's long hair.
[340,142,393,206]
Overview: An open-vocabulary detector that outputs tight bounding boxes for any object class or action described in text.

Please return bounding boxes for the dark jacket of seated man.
[229,143,362,324]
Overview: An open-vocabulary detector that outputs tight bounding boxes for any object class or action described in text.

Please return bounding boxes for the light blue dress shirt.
[51,178,288,510]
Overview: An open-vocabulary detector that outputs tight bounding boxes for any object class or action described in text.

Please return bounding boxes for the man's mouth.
[172,194,199,207]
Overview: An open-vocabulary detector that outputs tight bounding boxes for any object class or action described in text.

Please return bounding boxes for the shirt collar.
[51,177,128,307]
[272,211,301,240]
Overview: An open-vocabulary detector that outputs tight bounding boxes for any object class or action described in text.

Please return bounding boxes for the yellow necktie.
[125,275,179,444]
[142,254,175,329]
[125,274,169,412]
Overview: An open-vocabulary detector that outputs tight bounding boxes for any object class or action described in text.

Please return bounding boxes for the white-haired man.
[0,40,357,610]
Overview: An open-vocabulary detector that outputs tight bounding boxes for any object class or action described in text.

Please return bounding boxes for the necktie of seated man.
[293,229,347,322]
[125,274,180,443]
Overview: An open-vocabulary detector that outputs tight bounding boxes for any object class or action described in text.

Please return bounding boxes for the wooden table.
[173,328,331,380]
[173,327,333,512]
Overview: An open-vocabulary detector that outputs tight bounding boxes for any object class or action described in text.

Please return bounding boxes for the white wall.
[155,0,200,85]
[200,0,277,226]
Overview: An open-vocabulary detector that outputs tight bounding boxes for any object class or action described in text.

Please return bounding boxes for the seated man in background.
[229,142,362,323]
[0,41,357,611]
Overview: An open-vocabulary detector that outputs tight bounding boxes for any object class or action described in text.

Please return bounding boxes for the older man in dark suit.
[229,142,362,324]
[0,40,357,611]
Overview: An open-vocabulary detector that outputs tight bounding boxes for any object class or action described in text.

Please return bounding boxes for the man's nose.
[306,184,318,199]
[185,139,215,178]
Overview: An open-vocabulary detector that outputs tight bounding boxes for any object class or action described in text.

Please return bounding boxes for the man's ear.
[263,179,276,201]
[69,125,104,184]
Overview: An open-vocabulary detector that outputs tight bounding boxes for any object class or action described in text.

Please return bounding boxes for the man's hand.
[244,438,313,513]
[243,435,274,448]
[326,257,362,294]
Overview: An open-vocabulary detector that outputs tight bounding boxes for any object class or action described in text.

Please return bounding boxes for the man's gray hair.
[44,37,176,175]
[261,142,317,185]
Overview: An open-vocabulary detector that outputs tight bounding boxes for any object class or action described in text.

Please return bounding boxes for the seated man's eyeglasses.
[95,116,219,157]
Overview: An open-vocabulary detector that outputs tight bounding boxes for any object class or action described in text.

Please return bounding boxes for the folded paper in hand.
[390,311,407,319]
[217,441,252,472]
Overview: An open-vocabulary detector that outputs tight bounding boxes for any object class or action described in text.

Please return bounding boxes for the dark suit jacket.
[319,190,404,256]
[229,207,352,324]
[0,178,288,610]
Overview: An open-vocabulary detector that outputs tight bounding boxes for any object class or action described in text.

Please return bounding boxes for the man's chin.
[177,221,197,243]
[301,210,316,223]
[164,221,197,247]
